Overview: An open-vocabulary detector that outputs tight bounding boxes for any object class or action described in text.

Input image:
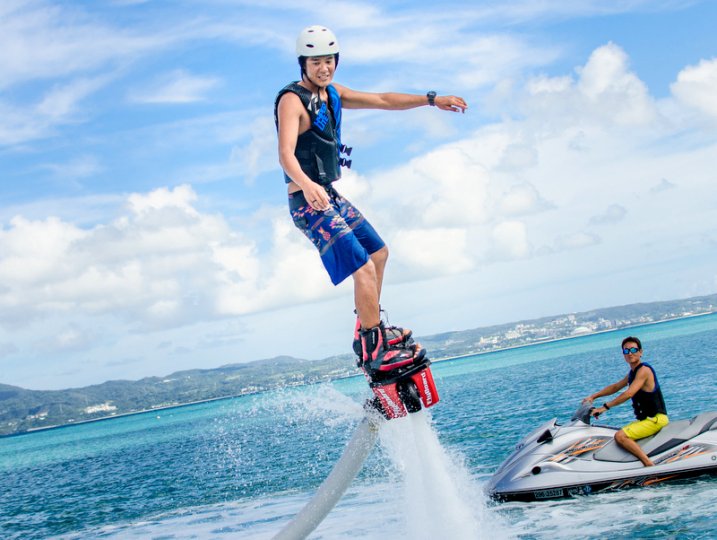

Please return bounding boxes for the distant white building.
[84,402,118,414]
[571,326,592,335]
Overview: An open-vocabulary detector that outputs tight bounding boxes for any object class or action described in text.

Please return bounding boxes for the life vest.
[628,363,667,420]
[274,82,349,186]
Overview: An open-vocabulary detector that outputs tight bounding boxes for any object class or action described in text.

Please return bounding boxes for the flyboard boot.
[352,312,414,356]
[354,320,440,420]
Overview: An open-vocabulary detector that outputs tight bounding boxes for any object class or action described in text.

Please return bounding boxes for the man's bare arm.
[276,93,330,210]
[335,84,467,113]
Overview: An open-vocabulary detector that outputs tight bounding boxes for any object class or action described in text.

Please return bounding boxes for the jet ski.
[487,402,717,501]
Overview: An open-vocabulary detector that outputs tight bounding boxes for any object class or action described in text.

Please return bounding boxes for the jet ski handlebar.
[570,401,596,424]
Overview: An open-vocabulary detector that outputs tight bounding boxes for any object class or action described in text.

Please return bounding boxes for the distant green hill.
[0,355,356,436]
[1,293,715,436]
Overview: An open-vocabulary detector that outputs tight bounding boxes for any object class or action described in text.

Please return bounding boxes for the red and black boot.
[353,313,413,357]
[357,322,425,380]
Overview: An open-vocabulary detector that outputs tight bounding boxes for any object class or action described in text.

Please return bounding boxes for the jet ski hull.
[492,464,717,502]
[487,406,717,501]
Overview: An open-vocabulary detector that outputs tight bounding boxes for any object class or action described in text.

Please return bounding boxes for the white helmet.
[296,25,339,57]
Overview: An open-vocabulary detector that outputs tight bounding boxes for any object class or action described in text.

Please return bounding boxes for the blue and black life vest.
[274,82,351,186]
[628,363,667,420]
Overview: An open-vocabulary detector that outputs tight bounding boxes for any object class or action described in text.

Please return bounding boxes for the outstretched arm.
[335,84,468,113]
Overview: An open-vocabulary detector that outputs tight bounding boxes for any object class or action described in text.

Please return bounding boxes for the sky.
[1,0,716,390]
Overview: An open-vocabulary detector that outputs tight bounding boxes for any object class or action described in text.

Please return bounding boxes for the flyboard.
[273,347,439,540]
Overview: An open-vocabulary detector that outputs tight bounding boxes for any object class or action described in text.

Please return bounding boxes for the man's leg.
[369,246,388,301]
[615,429,654,467]
[352,257,418,372]
[358,245,412,347]
[353,259,380,329]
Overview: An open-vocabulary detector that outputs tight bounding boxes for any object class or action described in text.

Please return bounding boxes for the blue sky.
[1,0,716,390]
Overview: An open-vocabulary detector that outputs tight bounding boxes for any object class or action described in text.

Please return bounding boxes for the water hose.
[272,414,381,540]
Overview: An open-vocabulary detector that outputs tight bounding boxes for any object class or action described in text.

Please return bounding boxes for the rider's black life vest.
[628,363,667,420]
[274,82,348,186]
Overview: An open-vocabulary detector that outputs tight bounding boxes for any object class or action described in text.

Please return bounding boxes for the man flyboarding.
[274,25,467,387]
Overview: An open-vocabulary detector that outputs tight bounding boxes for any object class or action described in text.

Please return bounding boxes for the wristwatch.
[427,90,436,106]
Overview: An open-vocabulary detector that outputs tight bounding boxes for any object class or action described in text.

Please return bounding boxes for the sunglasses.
[622,347,640,355]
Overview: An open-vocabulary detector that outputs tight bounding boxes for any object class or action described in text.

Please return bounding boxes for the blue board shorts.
[288,186,385,285]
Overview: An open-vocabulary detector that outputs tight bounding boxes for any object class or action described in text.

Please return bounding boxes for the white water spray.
[379,410,509,540]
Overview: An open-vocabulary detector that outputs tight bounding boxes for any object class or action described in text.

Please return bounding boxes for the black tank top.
[628,363,667,420]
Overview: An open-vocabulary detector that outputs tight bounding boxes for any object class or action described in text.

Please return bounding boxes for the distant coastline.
[10,310,717,439]
[429,310,717,364]
[12,393,246,438]
[2,293,715,437]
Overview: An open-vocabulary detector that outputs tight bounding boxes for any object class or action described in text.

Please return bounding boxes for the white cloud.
[40,324,97,353]
[0,2,226,145]
[0,186,221,327]
[0,342,18,358]
[338,42,716,289]
[0,74,111,145]
[230,117,278,185]
[0,101,50,145]
[42,155,103,180]
[343,22,560,92]
[36,76,109,118]
[0,0,165,89]
[129,70,220,104]
[589,204,628,226]
[490,220,531,260]
[0,184,337,333]
[671,57,717,119]
[453,0,695,24]
[522,42,657,127]
[498,183,552,216]
[650,178,676,193]
[391,227,473,276]
[553,231,601,251]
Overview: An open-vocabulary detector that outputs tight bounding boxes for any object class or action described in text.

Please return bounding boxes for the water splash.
[378,410,510,540]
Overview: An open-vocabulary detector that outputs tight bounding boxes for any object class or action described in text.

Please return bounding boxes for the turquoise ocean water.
[2,314,717,539]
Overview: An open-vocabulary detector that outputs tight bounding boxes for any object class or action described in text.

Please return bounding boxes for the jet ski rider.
[275,25,468,374]
[584,336,669,467]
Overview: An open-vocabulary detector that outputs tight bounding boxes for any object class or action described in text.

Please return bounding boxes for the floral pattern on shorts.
[290,192,365,256]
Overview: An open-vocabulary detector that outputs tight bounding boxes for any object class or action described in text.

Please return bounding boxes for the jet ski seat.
[593,411,717,462]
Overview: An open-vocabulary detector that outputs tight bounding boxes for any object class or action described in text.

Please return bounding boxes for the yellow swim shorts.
[622,414,669,440]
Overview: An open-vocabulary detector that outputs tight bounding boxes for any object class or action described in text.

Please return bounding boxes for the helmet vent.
[296,25,339,57]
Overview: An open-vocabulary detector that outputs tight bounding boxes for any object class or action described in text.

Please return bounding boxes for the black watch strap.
[427,91,436,106]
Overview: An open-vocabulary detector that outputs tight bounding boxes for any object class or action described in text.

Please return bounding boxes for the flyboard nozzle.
[366,360,440,420]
